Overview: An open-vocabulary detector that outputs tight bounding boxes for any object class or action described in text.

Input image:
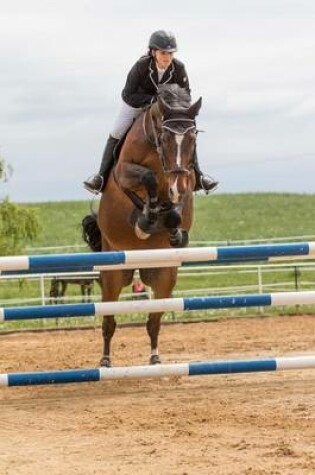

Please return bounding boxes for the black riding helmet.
[148,30,177,52]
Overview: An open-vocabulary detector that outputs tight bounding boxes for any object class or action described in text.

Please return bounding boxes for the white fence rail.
[1,261,315,308]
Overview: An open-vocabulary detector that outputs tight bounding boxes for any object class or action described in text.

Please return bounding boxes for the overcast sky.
[1,0,315,202]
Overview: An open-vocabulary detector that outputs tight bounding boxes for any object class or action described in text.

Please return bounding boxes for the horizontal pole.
[0,242,315,275]
[1,356,314,387]
[1,290,315,322]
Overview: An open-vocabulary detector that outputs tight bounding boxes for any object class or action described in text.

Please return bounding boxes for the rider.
[83,30,218,194]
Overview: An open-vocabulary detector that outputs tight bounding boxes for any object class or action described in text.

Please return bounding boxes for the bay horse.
[82,84,202,366]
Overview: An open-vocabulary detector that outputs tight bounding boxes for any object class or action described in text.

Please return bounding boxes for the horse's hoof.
[135,223,150,240]
[169,229,189,248]
[179,230,189,247]
[135,214,152,239]
[150,354,161,365]
[100,356,111,367]
[163,209,182,229]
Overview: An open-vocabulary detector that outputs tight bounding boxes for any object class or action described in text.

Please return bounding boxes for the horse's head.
[155,84,202,203]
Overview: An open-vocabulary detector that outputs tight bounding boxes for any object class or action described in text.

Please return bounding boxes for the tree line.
[0,157,39,255]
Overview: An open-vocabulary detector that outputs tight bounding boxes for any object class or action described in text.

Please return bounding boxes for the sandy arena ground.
[1,315,314,475]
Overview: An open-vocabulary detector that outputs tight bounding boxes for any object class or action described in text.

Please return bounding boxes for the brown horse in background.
[49,276,100,304]
[83,84,202,366]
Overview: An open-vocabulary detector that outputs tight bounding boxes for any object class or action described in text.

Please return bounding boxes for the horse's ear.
[157,95,172,117]
[188,97,202,118]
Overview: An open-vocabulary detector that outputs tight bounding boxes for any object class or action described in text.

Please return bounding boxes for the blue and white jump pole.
[1,355,314,386]
[1,290,315,321]
[0,242,315,275]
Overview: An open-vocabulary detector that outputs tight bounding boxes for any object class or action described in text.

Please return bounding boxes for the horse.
[49,276,100,304]
[82,84,202,366]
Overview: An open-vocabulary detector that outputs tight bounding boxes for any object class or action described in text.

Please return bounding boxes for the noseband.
[143,107,196,175]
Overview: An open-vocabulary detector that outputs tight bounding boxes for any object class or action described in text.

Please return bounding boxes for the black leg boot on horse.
[193,149,219,194]
[83,135,119,194]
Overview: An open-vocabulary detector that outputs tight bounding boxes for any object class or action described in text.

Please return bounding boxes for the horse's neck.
[145,103,162,142]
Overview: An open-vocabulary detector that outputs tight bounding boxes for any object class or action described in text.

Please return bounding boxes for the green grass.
[24,193,315,249]
[24,200,93,250]
[1,193,315,332]
[190,193,315,242]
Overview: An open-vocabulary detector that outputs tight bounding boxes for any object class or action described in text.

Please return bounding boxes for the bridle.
[143,106,197,175]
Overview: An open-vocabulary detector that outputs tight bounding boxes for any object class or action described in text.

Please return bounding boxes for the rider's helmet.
[148,30,177,52]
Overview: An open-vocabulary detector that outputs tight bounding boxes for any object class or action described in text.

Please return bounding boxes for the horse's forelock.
[157,84,191,109]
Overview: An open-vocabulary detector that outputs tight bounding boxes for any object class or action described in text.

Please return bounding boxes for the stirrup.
[83,175,104,195]
[201,176,219,194]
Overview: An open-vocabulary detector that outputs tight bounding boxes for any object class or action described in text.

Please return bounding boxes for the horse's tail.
[82,213,102,252]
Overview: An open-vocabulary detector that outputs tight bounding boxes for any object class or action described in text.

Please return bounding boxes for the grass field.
[1,193,315,331]
[24,193,315,249]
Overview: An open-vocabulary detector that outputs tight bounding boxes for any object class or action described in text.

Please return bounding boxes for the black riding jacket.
[121,55,191,108]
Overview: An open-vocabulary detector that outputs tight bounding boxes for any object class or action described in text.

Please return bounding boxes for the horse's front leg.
[163,202,189,248]
[117,163,159,239]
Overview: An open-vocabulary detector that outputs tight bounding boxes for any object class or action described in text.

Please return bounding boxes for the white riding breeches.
[110,101,143,140]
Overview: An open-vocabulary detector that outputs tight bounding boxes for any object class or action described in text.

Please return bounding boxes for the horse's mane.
[157,84,191,108]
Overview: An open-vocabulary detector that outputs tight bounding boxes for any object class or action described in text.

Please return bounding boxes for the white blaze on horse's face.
[170,176,180,204]
[168,134,184,204]
[175,134,184,167]
[169,133,191,204]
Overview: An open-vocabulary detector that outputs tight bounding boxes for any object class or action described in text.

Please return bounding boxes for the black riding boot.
[193,150,219,193]
[83,135,119,194]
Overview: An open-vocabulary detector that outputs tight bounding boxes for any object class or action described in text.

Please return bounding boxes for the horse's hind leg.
[101,316,116,367]
[140,267,178,365]
[80,284,85,303]
[146,312,163,365]
[100,268,134,367]
[60,281,67,300]
[86,282,93,303]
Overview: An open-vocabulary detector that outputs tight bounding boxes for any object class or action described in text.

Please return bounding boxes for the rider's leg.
[193,148,219,193]
[83,136,118,193]
[83,102,142,194]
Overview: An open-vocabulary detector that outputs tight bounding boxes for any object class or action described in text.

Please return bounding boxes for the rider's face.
[153,50,174,69]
